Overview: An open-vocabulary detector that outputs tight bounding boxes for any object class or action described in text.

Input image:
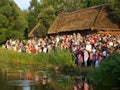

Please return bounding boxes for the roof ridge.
[92,5,106,30]
[59,4,109,16]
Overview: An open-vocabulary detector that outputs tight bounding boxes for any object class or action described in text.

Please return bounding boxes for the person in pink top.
[84,49,89,66]
[78,53,83,67]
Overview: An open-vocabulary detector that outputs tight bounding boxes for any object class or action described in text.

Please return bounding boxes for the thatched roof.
[48,4,120,34]
[28,23,40,37]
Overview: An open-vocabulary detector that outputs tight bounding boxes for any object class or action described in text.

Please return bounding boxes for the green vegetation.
[109,0,120,19]
[0,47,93,77]
[1,47,120,87]
[88,52,120,86]
[0,0,28,44]
[0,0,120,89]
[26,0,120,37]
[0,48,73,68]
[0,0,120,44]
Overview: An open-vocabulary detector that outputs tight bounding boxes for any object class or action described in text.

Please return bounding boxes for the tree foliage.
[0,0,28,44]
[110,0,120,19]
[27,0,120,37]
[88,52,120,86]
[0,0,120,44]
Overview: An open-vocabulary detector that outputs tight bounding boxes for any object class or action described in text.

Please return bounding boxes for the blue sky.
[14,0,31,10]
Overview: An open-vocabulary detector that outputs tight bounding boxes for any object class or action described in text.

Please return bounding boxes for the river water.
[0,64,119,90]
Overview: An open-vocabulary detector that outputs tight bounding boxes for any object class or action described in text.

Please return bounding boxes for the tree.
[27,0,120,37]
[110,0,120,19]
[37,6,55,36]
[88,52,120,86]
[28,0,86,37]
[28,0,41,34]
[0,0,28,44]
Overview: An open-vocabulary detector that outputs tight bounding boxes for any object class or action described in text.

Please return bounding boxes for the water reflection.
[71,77,92,90]
[0,65,120,90]
[23,86,31,90]
[8,80,35,90]
[8,85,35,90]
[8,80,35,86]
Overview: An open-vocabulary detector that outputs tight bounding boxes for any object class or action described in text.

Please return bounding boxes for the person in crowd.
[77,53,83,67]
[83,49,89,66]
[2,33,119,67]
[89,52,94,66]
[95,51,102,67]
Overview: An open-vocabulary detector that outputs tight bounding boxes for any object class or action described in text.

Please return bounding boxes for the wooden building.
[48,4,120,35]
[28,23,40,38]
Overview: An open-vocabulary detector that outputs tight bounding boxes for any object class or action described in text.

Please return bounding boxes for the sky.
[14,0,31,10]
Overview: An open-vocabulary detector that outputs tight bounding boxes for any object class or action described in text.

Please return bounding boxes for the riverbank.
[0,47,120,89]
[0,47,73,67]
[0,47,93,76]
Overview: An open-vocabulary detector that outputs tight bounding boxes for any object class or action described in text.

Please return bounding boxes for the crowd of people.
[2,33,120,67]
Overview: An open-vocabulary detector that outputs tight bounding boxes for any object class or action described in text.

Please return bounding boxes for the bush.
[48,49,73,67]
[88,52,120,86]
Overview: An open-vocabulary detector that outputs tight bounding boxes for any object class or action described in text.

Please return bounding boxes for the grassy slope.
[0,48,73,68]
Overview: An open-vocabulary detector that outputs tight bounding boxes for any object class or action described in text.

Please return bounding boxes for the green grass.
[0,47,93,80]
[1,47,120,87]
[0,47,74,68]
